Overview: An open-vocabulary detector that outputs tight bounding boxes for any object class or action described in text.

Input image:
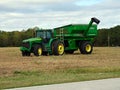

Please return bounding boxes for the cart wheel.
[79,41,93,54]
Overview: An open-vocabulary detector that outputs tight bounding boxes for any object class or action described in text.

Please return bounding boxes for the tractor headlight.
[22,42,30,49]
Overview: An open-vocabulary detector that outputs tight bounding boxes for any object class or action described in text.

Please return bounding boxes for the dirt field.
[0,47,120,77]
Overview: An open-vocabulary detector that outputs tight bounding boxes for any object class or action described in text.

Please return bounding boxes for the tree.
[95,25,120,46]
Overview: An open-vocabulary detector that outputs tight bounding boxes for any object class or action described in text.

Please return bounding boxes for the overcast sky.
[0,0,120,31]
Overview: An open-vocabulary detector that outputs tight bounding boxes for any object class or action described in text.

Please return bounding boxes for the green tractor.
[20,17,100,56]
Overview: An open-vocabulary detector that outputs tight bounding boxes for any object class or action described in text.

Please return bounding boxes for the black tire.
[52,40,64,55]
[79,41,84,54]
[33,45,42,56]
[51,40,57,55]
[26,52,30,56]
[42,52,48,56]
[65,50,74,54]
[79,41,93,54]
[22,51,26,56]
[22,51,30,56]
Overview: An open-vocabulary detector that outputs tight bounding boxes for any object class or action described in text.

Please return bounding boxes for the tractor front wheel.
[22,51,30,56]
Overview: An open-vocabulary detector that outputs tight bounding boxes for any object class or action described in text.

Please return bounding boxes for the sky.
[0,0,120,31]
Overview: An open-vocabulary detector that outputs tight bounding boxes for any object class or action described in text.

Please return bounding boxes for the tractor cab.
[36,29,52,43]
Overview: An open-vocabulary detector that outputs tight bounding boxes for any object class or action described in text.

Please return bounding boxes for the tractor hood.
[23,37,42,43]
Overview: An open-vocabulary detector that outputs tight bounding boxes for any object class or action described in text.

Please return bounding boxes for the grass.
[0,47,120,89]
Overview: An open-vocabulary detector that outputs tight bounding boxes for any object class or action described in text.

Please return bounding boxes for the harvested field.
[0,47,120,89]
[0,47,120,76]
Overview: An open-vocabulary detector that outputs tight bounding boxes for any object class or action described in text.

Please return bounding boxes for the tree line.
[95,25,120,46]
[0,28,35,47]
[0,25,120,47]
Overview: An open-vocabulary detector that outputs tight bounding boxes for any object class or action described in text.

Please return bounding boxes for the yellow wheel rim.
[38,48,42,55]
[58,43,64,55]
[86,44,91,52]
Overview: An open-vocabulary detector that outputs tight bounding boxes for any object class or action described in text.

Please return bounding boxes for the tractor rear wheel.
[52,40,64,55]
[79,41,93,54]
[33,45,42,56]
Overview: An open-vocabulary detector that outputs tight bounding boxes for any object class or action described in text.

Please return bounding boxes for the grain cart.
[20,17,100,56]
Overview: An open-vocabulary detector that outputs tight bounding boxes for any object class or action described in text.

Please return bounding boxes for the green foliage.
[0,27,37,47]
[0,26,120,47]
[95,25,120,46]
